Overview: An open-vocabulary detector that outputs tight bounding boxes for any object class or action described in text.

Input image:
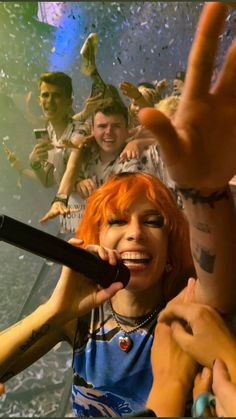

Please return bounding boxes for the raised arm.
[139,2,236,312]
[40,136,94,222]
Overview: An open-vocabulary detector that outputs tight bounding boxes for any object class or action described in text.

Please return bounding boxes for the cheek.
[99,228,121,249]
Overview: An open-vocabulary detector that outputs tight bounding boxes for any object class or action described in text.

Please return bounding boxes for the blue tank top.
[71,300,159,417]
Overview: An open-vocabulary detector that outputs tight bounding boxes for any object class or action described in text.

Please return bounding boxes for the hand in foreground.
[159,302,236,369]
[213,358,236,417]
[147,322,197,416]
[49,239,123,322]
[139,3,236,189]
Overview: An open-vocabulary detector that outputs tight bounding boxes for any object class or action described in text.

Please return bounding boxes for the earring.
[165,262,172,273]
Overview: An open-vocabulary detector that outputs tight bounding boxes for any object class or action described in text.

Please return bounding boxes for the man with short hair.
[40,101,167,225]
[29,71,89,187]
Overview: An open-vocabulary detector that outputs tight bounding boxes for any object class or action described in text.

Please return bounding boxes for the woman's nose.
[126,221,144,241]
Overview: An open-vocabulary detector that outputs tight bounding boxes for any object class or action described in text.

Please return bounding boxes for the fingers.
[39,203,70,223]
[95,281,124,306]
[30,141,53,161]
[184,277,197,303]
[212,38,236,95]
[67,237,84,246]
[183,2,228,99]
[77,179,96,199]
[193,367,213,401]
[212,359,236,417]
[170,320,193,352]
[85,244,121,266]
[119,148,140,162]
[138,108,182,167]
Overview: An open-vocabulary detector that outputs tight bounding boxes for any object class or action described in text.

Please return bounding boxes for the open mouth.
[121,252,151,266]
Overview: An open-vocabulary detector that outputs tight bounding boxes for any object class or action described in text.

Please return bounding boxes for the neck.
[111,283,164,317]
[49,116,70,138]
[99,150,118,164]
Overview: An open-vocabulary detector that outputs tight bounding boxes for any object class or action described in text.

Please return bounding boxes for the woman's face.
[99,197,168,291]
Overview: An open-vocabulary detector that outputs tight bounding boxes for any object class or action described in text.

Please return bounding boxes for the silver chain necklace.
[109,300,158,353]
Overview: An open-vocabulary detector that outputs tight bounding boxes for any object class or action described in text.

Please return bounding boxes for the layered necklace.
[109,300,158,353]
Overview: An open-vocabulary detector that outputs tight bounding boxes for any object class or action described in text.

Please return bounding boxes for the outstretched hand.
[139,3,236,190]
[40,202,71,223]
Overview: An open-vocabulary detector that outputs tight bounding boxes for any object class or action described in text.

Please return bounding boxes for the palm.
[170,95,236,188]
[139,3,236,189]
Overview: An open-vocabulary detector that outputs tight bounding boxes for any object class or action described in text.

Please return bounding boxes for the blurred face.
[92,112,129,161]
[39,82,72,122]
[172,79,184,96]
[129,100,140,119]
[99,198,168,292]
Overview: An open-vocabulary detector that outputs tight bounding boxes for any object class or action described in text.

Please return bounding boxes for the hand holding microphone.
[0,214,130,289]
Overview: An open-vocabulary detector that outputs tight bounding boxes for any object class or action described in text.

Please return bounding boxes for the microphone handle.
[0,214,130,288]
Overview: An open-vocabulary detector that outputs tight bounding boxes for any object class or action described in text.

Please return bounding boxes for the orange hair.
[76,172,195,303]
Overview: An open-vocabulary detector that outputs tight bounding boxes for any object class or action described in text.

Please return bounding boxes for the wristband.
[51,194,68,207]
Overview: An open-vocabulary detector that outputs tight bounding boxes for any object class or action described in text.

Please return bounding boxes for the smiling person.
[1,2,236,417]
[29,72,89,188]
[40,101,166,224]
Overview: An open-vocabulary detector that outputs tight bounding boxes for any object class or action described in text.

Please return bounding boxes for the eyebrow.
[142,210,163,216]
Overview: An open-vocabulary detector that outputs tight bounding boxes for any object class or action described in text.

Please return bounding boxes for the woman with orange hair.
[0,2,236,417]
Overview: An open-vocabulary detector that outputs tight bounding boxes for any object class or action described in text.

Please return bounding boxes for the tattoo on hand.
[192,243,216,273]
[20,324,50,352]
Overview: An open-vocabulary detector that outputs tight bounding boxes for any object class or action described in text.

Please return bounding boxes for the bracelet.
[51,194,68,207]
[192,392,215,417]
[176,186,229,208]
[30,161,42,170]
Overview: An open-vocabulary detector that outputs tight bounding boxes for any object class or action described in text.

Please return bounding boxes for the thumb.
[138,107,181,166]
[184,277,196,302]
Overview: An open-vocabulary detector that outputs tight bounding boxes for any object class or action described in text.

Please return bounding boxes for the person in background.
[0,2,236,416]
[40,102,165,224]
[119,80,160,128]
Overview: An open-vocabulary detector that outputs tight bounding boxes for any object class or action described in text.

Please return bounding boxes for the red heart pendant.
[119,335,133,352]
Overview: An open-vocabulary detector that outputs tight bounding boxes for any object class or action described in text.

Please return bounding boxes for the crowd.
[1,2,236,417]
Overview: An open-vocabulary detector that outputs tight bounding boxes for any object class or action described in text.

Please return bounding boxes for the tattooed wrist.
[176,186,229,208]
[20,324,50,352]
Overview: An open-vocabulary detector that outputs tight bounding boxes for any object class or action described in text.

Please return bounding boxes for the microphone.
[0,214,130,288]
